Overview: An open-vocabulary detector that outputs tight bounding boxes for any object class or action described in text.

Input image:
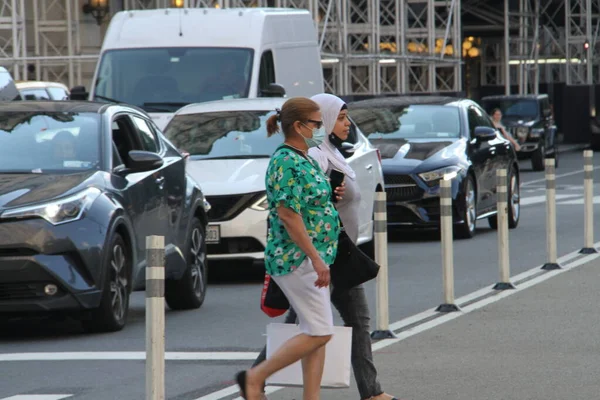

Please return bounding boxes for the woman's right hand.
[312,257,330,288]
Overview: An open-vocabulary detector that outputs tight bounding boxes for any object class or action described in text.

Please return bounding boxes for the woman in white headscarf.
[251,94,400,400]
[308,93,398,400]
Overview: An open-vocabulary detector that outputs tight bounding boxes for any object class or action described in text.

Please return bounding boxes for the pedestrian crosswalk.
[1,396,72,400]
[520,183,600,207]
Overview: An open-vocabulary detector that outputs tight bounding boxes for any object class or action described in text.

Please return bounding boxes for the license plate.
[206,225,220,244]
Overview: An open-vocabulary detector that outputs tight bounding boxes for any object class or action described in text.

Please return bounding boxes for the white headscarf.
[310,93,357,180]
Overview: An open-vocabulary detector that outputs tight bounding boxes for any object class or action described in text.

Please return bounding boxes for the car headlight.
[203,197,211,212]
[250,193,269,211]
[418,166,463,186]
[530,128,544,137]
[516,127,529,139]
[0,187,102,225]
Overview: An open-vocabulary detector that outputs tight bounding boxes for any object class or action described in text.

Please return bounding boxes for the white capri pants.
[272,258,334,337]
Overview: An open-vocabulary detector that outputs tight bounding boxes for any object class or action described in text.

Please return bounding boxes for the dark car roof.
[0,100,146,115]
[347,95,463,109]
[481,94,548,101]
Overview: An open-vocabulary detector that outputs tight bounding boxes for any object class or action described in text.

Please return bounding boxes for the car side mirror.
[69,85,88,100]
[260,83,286,98]
[341,142,357,153]
[473,126,497,141]
[118,150,164,175]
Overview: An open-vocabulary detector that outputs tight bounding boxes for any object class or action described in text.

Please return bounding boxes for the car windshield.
[164,110,283,159]
[482,99,539,119]
[0,112,101,173]
[348,105,461,139]
[93,47,254,113]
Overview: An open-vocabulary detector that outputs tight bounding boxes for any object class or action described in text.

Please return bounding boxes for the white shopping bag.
[265,323,352,388]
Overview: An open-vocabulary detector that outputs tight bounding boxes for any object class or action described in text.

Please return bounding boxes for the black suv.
[480,94,558,171]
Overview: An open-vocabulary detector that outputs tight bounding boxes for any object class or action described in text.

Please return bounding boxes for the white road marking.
[212,242,600,400]
[557,195,600,205]
[0,396,72,400]
[0,352,259,362]
[519,193,581,206]
[521,165,600,187]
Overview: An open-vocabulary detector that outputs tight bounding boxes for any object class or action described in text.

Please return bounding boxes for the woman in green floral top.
[235,97,343,400]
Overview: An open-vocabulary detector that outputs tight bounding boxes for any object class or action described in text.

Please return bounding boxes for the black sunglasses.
[305,119,324,129]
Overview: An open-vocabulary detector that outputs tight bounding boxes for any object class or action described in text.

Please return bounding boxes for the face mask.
[299,125,326,148]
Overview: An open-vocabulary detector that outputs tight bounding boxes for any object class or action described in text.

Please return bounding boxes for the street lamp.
[82,0,109,26]
[171,0,185,7]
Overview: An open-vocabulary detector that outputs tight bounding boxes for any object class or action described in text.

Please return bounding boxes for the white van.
[71,7,325,130]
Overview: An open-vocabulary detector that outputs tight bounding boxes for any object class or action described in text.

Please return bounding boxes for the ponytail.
[266,114,280,137]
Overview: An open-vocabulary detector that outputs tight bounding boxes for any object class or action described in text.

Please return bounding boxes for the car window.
[131,115,159,153]
[112,115,143,168]
[21,88,51,100]
[164,110,282,159]
[47,87,69,100]
[0,112,101,173]
[258,50,276,97]
[348,105,461,140]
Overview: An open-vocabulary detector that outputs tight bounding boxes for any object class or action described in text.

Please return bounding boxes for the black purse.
[330,227,380,290]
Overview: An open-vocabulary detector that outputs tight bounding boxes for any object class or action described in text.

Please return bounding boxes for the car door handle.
[366,164,373,170]
[156,176,165,189]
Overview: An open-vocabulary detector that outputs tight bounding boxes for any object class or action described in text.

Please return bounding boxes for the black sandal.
[235,370,248,399]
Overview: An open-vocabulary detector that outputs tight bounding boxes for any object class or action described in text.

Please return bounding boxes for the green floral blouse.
[264,146,340,277]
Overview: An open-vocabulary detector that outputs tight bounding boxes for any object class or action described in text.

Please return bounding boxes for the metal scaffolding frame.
[565,0,600,85]
[0,0,26,80]
[1,0,596,95]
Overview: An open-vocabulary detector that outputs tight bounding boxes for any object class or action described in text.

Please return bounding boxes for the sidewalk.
[265,256,600,400]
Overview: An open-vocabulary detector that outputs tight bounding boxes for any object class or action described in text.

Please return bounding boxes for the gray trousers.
[253,284,383,400]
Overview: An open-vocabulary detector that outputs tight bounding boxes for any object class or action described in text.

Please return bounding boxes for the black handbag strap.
[279,144,345,231]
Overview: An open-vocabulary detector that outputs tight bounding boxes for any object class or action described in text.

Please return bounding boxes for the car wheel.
[455,175,477,239]
[82,233,130,333]
[488,168,520,230]
[508,169,520,228]
[165,218,207,310]
[531,141,545,171]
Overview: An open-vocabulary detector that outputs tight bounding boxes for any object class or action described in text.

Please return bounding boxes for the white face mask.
[299,124,326,148]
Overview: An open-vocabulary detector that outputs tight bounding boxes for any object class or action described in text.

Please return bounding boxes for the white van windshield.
[93,47,254,113]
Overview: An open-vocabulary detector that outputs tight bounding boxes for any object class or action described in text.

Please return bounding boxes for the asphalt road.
[1,146,599,400]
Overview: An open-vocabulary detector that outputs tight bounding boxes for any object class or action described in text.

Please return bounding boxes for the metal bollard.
[493,169,515,290]
[542,158,561,270]
[436,177,460,312]
[146,235,166,400]
[370,191,396,340]
[580,150,597,254]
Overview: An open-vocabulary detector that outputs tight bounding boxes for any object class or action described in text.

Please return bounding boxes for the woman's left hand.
[334,182,346,201]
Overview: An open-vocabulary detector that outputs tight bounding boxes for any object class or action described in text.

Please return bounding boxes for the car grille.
[0,282,49,300]
[205,193,263,222]
[384,174,423,201]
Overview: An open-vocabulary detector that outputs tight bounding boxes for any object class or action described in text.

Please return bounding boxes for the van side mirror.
[69,86,88,101]
[260,83,286,98]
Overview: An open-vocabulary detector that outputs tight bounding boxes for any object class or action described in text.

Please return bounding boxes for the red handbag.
[260,274,290,318]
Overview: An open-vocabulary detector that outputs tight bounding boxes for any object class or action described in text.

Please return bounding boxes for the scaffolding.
[0,0,463,95]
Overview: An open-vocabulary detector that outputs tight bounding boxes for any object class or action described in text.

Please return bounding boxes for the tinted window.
[482,99,539,119]
[131,115,159,153]
[348,105,461,139]
[47,87,69,100]
[21,88,51,100]
[164,110,281,159]
[0,112,101,173]
[258,51,276,96]
[94,47,254,113]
